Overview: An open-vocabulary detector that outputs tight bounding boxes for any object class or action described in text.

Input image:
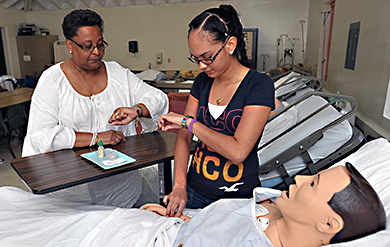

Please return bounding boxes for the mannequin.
[0,163,385,246]
[143,163,386,247]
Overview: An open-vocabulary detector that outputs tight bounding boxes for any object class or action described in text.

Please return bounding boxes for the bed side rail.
[271,126,365,191]
[269,64,312,81]
[276,75,323,102]
[258,91,359,183]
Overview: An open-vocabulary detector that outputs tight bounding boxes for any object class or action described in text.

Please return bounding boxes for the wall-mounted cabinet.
[16,35,58,79]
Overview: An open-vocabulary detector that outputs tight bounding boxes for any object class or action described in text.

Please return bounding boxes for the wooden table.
[149,82,193,93]
[0,87,34,108]
[11,130,196,195]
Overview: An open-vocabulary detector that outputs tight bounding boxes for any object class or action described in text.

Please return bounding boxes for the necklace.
[213,69,248,106]
[73,60,96,97]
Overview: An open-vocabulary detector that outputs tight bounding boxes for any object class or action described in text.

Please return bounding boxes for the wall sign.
[345,21,361,70]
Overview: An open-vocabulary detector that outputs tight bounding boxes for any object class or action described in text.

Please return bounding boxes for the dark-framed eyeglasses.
[69,38,108,52]
[188,37,230,65]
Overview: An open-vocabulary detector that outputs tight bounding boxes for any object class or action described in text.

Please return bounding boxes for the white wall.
[306,0,324,76]
[22,0,309,72]
[0,8,26,77]
[306,0,390,137]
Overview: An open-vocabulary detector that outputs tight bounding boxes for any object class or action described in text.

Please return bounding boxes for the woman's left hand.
[109,107,138,125]
[158,112,185,131]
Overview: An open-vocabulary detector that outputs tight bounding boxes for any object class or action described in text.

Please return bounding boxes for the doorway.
[0,28,7,75]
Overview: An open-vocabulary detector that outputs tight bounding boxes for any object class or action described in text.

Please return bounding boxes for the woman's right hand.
[164,186,187,217]
[158,112,186,131]
[97,130,126,145]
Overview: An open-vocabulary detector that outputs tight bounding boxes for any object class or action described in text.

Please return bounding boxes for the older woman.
[22,9,168,208]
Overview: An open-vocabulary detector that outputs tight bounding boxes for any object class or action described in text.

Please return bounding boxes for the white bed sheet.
[0,187,182,247]
[274,71,301,88]
[0,139,388,246]
[275,77,311,99]
[274,71,319,104]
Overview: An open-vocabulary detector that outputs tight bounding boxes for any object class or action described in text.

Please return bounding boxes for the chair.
[5,103,27,145]
[167,92,190,134]
[25,75,35,88]
[0,110,16,159]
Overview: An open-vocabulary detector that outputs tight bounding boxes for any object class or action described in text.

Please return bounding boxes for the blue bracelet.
[132,104,143,117]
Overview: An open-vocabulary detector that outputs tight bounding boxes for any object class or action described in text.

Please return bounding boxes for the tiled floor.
[0,136,29,191]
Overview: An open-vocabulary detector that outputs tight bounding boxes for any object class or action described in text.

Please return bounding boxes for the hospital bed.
[0,138,388,247]
[274,71,323,103]
[269,64,312,80]
[258,91,364,190]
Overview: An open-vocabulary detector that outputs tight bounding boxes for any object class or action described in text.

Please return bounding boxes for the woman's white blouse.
[22,61,168,157]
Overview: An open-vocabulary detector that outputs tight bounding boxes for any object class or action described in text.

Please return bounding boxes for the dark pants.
[186,183,215,209]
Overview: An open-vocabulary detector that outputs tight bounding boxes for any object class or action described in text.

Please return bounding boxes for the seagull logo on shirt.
[219,182,244,192]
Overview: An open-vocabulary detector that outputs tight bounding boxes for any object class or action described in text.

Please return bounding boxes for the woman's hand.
[158,112,186,131]
[109,107,139,125]
[164,186,187,217]
[97,130,126,145]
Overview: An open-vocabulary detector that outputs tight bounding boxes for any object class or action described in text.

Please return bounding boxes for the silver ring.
[116,137,120,141]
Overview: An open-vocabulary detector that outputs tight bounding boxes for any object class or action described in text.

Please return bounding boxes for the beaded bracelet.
[181,117,187,129]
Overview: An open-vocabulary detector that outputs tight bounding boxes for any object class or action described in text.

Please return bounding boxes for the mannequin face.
[275,166,351,227]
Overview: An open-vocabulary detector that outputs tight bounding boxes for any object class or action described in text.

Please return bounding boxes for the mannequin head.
[275,163,386,246]
[329,162,386,243]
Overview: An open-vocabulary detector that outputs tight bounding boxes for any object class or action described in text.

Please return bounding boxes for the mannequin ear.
[316,215,344,235]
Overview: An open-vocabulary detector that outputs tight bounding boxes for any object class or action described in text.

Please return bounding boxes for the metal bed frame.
[258,91,365,190]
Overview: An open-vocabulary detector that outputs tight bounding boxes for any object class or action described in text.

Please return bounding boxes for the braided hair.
[188,4,251,68]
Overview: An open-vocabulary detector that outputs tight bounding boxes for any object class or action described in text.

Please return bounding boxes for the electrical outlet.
[156,52,163,64]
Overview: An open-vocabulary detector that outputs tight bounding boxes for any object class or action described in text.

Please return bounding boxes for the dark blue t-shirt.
[188,70,275,200]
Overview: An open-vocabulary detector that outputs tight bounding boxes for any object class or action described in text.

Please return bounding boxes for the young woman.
[159,4,275,217]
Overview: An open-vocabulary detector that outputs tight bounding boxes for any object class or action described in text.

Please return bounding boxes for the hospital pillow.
[328,138,390,247]
[274,71,301,88]
[259,104,298,147]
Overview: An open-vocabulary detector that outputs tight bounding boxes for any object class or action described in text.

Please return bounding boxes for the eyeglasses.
[69,38,108,52]
[188,37,229,65]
